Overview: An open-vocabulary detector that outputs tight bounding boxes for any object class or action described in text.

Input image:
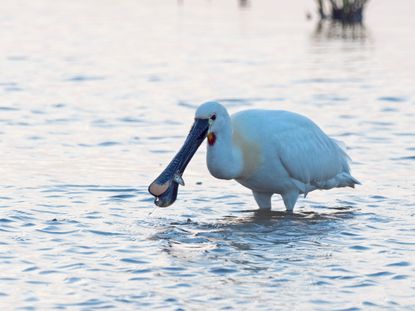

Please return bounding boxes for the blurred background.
[0,0,414,310]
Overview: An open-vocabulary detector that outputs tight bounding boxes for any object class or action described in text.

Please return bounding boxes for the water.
[1,0,414,309]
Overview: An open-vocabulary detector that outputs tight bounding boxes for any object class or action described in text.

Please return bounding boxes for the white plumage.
[196,101,360,211]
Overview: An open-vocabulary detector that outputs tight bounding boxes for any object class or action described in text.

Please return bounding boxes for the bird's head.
[148,101,228,207]
[195,101,229,146]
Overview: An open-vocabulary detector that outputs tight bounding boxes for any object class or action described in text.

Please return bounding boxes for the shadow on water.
[151,206,356,260]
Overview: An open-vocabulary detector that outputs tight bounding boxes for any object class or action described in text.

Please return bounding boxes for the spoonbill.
[148,101,360,212]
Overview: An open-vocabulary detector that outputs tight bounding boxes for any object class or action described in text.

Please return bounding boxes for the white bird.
[149,101,360,212]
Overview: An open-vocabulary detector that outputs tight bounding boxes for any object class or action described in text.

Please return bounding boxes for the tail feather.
[315,172,361,190]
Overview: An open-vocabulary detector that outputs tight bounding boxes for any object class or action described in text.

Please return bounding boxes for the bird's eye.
[210,114,216,121]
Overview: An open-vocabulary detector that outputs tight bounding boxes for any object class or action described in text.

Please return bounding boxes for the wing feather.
[275,119,349,186]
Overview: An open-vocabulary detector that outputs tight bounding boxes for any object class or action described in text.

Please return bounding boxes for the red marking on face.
[207,132,216,145]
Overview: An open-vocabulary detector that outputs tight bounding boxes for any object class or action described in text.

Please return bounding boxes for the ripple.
[110,194,136,200]
[213,98,254,106]
[87,230,125,236]
[98,141,121,147]
[391,156,415,161]
[57,263,86,270]
[64,277,81,284]
[209,267,238,275]
[36,227,80,235]
[120,258,148,264]
[87,186,137,193]
[386,261,411,267]
[118,117,144,123]
[345,280,376,288]
[23,266,38,272]
[39,270,62,275]
[65,75,106,82]
[64,299,113,308]
[26,280,50,285]
[130,268,152,274]
[294,78,361,84]
[378,96,406,102]
[0,218,14,223]
[177,101,198,109]
[366,271,393,277]
[129,276,151,281]
[391,275,408,280]
[0,106,19,111]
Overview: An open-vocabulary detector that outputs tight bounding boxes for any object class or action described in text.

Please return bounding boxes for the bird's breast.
[232,128,262,180]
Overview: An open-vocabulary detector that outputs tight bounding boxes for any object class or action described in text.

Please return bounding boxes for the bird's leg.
[252,191,272,210]
[281,190,299,213]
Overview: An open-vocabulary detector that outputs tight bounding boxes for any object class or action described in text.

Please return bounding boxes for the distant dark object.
[316,0,369,23]
[239,0,250,8]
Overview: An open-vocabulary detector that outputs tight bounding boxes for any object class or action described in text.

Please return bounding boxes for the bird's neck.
[206,123,242,180]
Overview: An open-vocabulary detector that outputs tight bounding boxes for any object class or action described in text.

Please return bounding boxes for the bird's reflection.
[233,205,355,225]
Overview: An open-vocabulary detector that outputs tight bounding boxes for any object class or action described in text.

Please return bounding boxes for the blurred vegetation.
[316,0,369,23]
[313,20,368,41]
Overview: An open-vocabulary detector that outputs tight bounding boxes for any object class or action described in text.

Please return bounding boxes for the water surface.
[1,0,414,310]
